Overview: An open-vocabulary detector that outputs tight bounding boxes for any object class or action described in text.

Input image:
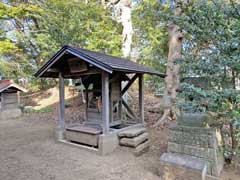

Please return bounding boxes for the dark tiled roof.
[0,80,27,93]
[35,45,165,78]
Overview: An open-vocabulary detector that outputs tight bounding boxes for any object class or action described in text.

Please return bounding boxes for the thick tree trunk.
[110,0,133,57]
[103,0,132,57]
[119,0,133,57]
[115,0,133,108]
[154,2,183,127]
[103,0,133,110]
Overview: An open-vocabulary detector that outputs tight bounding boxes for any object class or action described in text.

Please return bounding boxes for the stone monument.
[159,112,224,180]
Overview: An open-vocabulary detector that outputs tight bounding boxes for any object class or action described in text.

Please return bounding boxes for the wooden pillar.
[1,93,4,111]
[102,71,110,134]
[17,91,20,105]
[0,94,2,111]
[118,81,122,120]
[109,88,113,124]
[85,86,88,121]
[58,72,65,140]
[139,74,144,123]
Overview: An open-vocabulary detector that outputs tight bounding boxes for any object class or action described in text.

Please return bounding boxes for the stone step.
[159,152,207,180]
[120,132,149,147]
[118,127,146,138]
[134,139,150,156]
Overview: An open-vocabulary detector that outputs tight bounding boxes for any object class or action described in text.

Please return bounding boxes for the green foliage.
[0,40,19,54]
[178,82,240,159]
[175,0,240,159]
[35,0,122,57]
[33,107,53,113]
[133,0,240,160]
[177,0,240,88]
[132,0,168,84]
[0,0,122,88]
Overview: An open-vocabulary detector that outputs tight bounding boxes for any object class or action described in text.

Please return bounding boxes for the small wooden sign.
[68,58,88,73]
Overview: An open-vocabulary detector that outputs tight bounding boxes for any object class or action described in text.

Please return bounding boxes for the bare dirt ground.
[0,88,239,180]
[0,114,165,180]
[0,114,239,180]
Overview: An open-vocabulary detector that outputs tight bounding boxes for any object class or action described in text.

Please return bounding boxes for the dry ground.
[0,114,239,180]
[1,88,239,180]
[0,114,165,180]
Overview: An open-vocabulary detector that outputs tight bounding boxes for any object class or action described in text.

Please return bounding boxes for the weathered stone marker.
[159,113,224,180]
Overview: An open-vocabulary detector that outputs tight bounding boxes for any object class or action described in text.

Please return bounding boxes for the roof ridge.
[69,45,140,65]
[35,45,165,78]
[0,80,27,93]
[68,46,163,75]
[67,46,113,72]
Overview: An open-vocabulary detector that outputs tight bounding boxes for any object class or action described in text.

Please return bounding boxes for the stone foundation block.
[134,139,150,156]
[159,153,207,180]
[120,132,148,147]
[99,133,119,155]
[118,127,146,138]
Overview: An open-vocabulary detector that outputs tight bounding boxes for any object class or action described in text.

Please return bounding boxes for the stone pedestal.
[118,127,150,156]
[159,152,207,180]
[167,125,224,177]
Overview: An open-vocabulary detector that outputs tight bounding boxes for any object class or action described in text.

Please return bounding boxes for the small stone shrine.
[159,113,224,180]
[0,80,27,119]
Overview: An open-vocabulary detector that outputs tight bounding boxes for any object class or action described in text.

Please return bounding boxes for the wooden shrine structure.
[35,45,164,154]
[0,80,27,119]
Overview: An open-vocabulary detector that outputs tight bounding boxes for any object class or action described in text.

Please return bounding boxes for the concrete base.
[59,139,99,154]
[159,153,207,180]
[56,124,144,156]
[57,129,119,156]
[0,108,22,119]
[99,132,119,155]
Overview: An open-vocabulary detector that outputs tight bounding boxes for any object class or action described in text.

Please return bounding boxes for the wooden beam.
[139,74,144,123]
[122,99,138,120]
[63,69,102,78]
[102,71,110,134]
[58,72,65,140]
[121,74,139,95]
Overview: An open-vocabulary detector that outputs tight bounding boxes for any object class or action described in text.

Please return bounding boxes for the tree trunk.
[154,2,183,127]
[230,122,236,151]
[232,70,236,89]
[103,0,132,57]
[113,0,133,111]
[119,0,133,57]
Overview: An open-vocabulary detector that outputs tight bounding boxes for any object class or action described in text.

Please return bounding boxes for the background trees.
[0,0,122,88]
[133,0,240,160]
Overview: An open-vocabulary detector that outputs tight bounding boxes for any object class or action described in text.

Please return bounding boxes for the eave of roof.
[34,45,166,78]
[0,80,27,93]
